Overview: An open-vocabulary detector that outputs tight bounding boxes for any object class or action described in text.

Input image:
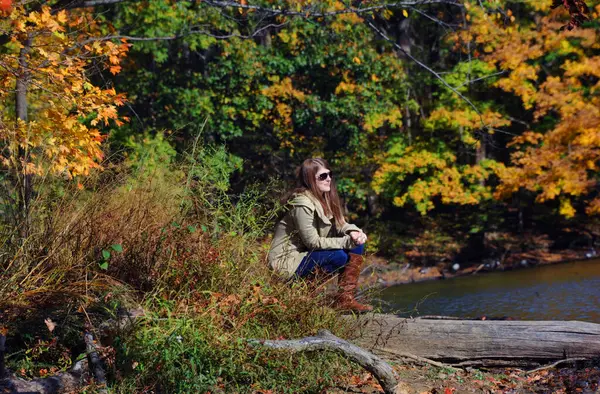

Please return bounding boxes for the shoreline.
[359,247,597,289]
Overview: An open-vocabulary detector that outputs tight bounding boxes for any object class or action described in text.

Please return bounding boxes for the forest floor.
[332,362,600,393]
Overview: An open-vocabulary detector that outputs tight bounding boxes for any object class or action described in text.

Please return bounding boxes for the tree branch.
[59,0,462,14]
[78,22,288,44]
[249,329,401,394]
[364,18,487,128]
[202,0,462,17]
[526,358,587,375]
[61,0,135,9]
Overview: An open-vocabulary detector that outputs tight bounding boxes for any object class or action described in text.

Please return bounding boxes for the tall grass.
[0,135,355,392]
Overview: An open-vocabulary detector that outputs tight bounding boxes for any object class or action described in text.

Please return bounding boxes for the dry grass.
[0,153,353,392]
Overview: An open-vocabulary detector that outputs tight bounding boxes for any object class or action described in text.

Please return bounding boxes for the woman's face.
[314,165,332,194]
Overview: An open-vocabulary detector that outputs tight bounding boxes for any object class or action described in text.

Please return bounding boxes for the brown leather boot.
[336,253,373,313]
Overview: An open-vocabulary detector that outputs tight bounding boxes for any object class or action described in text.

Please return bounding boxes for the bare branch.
[454,70,507,88]
[408,6,460,31]
[59,0,462,15]
[250,329,401,394]
[62,0,134,9]
[364,18,487,127]
[79,22,288,44]
[202,0,462,17]
[526,358,587,375]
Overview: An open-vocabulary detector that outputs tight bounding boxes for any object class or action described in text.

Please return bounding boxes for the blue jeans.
[294,244,365,278]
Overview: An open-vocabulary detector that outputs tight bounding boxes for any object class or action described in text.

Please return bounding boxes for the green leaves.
[99,244,123,270]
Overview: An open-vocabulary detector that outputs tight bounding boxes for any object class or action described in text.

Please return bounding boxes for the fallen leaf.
[44,318,56,333]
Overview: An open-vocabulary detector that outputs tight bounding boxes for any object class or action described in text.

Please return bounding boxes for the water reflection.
[379,259,600,322]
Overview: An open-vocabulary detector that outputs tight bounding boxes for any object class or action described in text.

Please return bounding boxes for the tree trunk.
[476,133,486,188]
[15,36,32,233]
[348,315,600,367]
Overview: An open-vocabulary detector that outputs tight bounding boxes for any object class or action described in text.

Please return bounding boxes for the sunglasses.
[317,171,333,181]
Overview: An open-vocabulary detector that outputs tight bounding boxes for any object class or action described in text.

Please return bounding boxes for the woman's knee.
[348,243,365,255]
[324,250,349,272]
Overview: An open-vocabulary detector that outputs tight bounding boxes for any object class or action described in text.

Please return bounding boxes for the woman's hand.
[350,231,367,245]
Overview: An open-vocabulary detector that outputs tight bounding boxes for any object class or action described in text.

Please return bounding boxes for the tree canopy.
[2,0,600,221]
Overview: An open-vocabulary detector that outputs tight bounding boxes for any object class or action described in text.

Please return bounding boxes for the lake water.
[378,259,600,323]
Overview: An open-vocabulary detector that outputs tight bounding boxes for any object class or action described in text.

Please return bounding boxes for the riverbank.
[359,247,595,289]
[332,362,600,393]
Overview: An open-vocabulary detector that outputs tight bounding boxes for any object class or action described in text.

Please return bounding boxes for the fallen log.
[347,314,600,368]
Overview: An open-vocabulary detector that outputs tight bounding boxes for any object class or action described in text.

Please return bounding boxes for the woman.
[268,158,372,312]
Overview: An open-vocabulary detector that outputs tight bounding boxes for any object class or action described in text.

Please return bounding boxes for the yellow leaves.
[56,10,67,24]
[277,30,302,52]
[494,64,539,109]
[373,148,496,214]
[262,77,307,139]
[352,56,361,64]
[402,9,408,18]
[427,107,510,134]
[262,77,306,102]
[335,80,359,95]
[26,6,65,33]
[363,108,402,133]
[559,199,576,218]
[563,57,600,79]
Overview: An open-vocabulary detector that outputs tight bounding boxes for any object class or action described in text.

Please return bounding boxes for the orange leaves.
[0,0,11,12]
[1,5,128,179]
[454,1,600,217]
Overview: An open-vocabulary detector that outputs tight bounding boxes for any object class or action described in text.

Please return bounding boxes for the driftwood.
[348,314,600,367]
[0,310,142,394]
[84,332,106,386]
[250,329,404,394]
[0,333,104,394]
[0,355,87,394]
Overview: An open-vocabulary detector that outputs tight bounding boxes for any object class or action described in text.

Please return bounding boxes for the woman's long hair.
[287,158,346,229]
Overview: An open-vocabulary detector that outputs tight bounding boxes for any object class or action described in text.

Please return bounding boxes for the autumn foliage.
[0,2,128,178]
[454,0,600,217]
[373,0,600,219]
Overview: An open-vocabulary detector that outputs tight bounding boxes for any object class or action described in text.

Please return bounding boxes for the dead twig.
[526,358,588,375]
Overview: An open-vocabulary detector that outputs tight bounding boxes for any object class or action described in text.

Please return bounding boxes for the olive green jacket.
[268,191,361,278]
